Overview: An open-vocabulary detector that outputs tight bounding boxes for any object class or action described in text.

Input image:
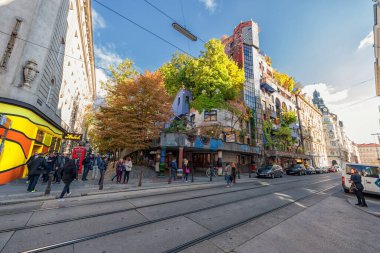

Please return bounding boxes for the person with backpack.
[58,159,78,201]
[27,153,48,192]
[123,157,132,184]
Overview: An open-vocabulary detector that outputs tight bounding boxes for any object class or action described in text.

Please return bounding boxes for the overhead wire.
[93,0,196,57]
[142,0,206,43]
[0,30,110,73]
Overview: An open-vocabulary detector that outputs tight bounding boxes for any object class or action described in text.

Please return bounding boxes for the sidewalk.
[0,173,257,204]
[346,196,380,218]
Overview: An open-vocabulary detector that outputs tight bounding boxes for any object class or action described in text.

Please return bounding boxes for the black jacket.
[28,157,48,176]
[350,174,364,190]
[61,160,78,183]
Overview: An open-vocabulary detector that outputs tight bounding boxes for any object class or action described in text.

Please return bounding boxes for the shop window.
[36,130,44,143]
[204,110,217,122]
[49,137,57,152]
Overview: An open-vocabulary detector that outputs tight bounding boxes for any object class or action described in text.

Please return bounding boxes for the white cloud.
[302,83,348,110]
[358,31,373,50]
[94,45,123,69]
[199,0,217,13]
[92,8,106,30]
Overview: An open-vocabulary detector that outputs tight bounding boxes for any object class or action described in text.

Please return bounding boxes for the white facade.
[0,0,95,133]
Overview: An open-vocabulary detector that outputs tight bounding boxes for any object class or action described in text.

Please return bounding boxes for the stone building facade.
[0,0,95,184]
[357,143,380,167]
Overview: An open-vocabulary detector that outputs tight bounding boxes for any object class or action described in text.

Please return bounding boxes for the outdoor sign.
[63,133,82,141]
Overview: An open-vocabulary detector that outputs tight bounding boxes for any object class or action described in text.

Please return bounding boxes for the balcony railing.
[260,77,277,93]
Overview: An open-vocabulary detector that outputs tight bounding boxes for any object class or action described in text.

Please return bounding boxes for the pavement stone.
[233,196,380,253]
[346,196,380,217]
[0,232,13,252]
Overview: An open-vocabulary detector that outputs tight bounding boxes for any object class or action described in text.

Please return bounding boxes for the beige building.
[357,143,380,166]
[296,94,328,167]
[0,0,95,184]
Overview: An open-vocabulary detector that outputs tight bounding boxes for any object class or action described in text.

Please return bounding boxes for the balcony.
[260,77,277,94]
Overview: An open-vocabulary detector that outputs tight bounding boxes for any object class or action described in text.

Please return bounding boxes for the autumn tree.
[90,60,172,152]
[273,70,296,93]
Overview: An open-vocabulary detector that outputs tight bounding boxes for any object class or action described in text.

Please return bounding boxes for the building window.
[204,110,217,122]
[36,130,44,143]
[57,38,65,64]
[46,78,55,105]
[0,18,22,70]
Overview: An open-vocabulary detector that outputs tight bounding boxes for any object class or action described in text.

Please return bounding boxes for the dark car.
[257,165,284,179]
[305,166,316,175]
[315,167,322,174]
[286,164,306,176]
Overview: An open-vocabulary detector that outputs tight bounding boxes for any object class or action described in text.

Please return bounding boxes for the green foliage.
[165,118,187,133]
[160,39,245,112]
[159,53,192,97]
[263,119,273,149]
[273,70,295,93]
[282,111,297,126]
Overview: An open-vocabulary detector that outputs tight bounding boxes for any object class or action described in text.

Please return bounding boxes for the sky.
[92,0,379,144]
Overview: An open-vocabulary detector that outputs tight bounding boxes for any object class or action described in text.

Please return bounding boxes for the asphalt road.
[0,173,378,253]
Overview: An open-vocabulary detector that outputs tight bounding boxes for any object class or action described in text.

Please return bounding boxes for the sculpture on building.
[23,60,39,87]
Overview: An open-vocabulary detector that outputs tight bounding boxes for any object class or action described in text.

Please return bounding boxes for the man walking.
[170,158,178,181]
[55,153,68,183]
[43,153,56,183]
[82,154,92,181]
[58,158,78,201]
[27,153,48,192]
[26,151,39,183]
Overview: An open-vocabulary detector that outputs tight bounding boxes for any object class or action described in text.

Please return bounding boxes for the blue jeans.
[82,165,90,180]
[171,169,177,180]
[226,175,232,185]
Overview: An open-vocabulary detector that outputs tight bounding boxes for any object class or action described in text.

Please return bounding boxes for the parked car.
[321,167,328,173]
[305,166,316,175]
[286,164,306,176]
[315,167,323,174]
[257,164,284,179]
[328,166,337,173]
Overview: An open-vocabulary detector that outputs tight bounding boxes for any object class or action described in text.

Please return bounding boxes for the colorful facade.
[0,100,64,184]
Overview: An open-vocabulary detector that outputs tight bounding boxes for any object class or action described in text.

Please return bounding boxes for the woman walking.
[183,159,190,182]
[115,159,124,183]
[225,163,232,187]
[231,162,237,184]
[58,159,77,201]
[123,157,132,183]
[350,168,367,207]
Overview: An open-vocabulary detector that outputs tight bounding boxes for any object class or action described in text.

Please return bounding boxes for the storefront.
[264,150,312,169]
[0,100,65,184]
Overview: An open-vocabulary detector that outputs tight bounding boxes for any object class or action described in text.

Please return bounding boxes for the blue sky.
[92,0,378,143]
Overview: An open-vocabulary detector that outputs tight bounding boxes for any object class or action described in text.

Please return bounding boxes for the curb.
[345,198,380,218]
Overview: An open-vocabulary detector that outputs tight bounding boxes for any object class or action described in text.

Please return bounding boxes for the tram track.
[0,176,335,234]
[13,177,339,253]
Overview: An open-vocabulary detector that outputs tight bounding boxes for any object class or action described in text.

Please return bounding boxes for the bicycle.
[206,167,218,177]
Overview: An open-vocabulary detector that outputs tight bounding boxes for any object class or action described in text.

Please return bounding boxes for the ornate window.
[46,78,55,105]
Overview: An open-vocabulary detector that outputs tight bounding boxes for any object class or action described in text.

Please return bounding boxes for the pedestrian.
[92,153,101,180]
[123,156,132,183]
[350,168,367,207]
[54,153,68,183]
[27,153,48,192]
[170,158,178,181]
[231,162,237,184]
[98,156,108,185]
[115,159,124,183]
[43,152,56,183]
[225,163,232,187]
[183,158,190,182]
[58,159,78,201]
[81,154,92,181]
[26,151,39,184]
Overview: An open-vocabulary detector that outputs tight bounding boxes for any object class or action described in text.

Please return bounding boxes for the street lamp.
[172,23,197,41]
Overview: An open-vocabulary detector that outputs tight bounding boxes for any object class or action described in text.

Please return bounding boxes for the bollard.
[168,168,172,184]
[191,167,194,183]
[138,171,143,187]
[44,171,54,195]
[99,170,104,190]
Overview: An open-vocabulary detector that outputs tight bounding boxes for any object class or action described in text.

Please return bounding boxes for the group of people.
[26,152,108,200]
[169,158,191,182]
[112,157,133,183]
[225,162,238,187]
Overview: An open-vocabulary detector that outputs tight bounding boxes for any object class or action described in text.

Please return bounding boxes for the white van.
[342,163,380,195]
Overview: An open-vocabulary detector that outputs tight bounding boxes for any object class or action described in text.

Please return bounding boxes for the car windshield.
[289,165,301,170]
[259,166,272,171]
